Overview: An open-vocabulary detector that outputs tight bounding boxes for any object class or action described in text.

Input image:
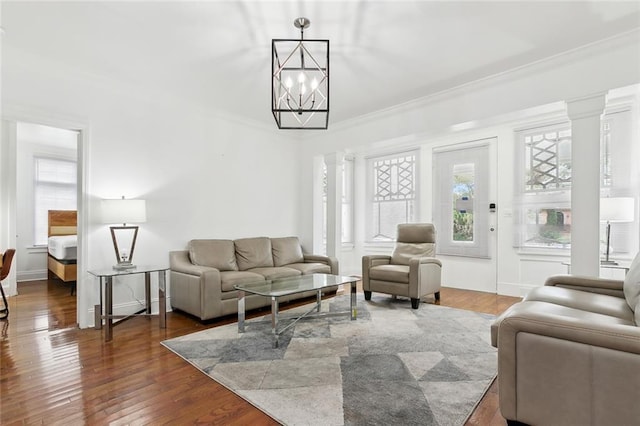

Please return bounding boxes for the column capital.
[324,151,345,166]
[566,92,607,121]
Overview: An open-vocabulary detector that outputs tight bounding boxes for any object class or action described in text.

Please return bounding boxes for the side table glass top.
[88,265,169,277]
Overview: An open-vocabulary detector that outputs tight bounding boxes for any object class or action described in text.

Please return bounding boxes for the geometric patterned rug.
[162,293,496,426]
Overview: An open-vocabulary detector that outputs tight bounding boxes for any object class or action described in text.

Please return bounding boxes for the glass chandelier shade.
[272,17,329,129]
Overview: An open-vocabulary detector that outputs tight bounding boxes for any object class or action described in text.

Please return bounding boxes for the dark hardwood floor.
[0,279,520,425]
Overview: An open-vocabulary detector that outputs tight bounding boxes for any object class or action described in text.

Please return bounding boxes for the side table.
[89,265,168,342]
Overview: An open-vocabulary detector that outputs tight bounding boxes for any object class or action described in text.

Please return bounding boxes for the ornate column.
[567,93,606,277]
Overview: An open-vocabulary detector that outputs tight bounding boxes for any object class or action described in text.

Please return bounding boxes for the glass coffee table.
[234,273,358,347]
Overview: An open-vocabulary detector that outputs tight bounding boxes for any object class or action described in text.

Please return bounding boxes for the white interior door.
[433,139,497,293]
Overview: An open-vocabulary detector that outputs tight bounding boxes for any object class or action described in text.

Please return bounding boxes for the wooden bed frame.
[47,210,77,284]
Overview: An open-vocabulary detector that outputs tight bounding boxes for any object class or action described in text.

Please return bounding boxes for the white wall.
[2,45,303,327]
[300,31,640,296]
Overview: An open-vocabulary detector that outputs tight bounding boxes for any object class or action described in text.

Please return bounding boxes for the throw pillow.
[234,237,274,271]
[271,237,304,267]
[391,242,435,266]
[623,252,640,312]
[188,239,238,271]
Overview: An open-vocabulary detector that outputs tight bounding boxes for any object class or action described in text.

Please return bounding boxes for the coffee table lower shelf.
[235,274,358,348]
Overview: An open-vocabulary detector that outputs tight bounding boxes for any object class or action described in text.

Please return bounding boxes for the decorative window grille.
[601,121,612,188]
[367,151,417,241]
[517,113,630,251]
[524,128,572,192]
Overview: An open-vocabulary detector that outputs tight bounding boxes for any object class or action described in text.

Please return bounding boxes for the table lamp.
[600,197,634,265]
[102,196,146,270]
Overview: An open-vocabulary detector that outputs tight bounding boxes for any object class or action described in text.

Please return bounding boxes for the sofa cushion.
[188,239,238,271]
[247,267,301,280]
[271,237,305,267]
[524,285,634,322]
[234,237,274,271]
[219,270,265,292]
[287,262,332,275]
[369,264,410,283]
[623,252,640,312]
[391,242,435,266]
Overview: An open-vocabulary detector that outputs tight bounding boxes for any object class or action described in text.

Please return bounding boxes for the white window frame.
[33,156,77,246]
[365,150,418,242]
[515,109,638,256]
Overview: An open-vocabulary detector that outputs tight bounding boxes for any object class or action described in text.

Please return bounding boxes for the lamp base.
[600,260,619,265]
[113,263,136,271]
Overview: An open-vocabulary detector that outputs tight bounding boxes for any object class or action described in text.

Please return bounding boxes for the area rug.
[162,294,497,426]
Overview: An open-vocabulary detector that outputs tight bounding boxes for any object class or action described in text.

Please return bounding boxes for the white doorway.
[1,118,86,327]
[432,139,498,293]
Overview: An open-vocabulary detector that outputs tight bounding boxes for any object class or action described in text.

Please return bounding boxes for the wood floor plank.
[0,279,520,424]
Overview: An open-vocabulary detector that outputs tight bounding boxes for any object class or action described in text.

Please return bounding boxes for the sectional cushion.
[287,262,332,275]
[248,267,301,280]
[623,252,640,312]
[234,237,274,271]
[188,239,238,271]
[219,270,265,292]
[271,236,305,267]
[391,242,435,266]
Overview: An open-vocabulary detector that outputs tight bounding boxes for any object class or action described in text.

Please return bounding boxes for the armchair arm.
[303,253,339,275]
[362,255,392,268]
[409,257,442,299]
[362,255,391,291]
[545,274,625,297]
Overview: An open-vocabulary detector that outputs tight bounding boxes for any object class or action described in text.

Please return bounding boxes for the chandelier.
[272,17,329,129]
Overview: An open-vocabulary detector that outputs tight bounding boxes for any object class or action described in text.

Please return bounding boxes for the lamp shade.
[101,199,146,224]
[600,197,635,223]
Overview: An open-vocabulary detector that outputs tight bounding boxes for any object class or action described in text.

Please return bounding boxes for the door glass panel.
[452,163,474,242]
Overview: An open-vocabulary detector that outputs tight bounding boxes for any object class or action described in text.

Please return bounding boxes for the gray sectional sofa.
[169,236,339,321]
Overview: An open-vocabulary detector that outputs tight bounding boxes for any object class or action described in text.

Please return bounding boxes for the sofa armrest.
[545,274,625,297]
[169,250,218,276]
[498,304,640,354]
[303,253,339,275]
[497,302,640,423]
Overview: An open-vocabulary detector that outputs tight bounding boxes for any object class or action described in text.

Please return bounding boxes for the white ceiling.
[3,1,640,128]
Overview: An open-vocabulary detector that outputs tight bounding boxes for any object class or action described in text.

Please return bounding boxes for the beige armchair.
[362,223,442,309]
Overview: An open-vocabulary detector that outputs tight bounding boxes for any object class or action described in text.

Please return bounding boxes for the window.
[321,157,354,245]
[34,157,77,245]
[519,124,573,249]
[366,151,417,241]
[516,110,635,252]
[433,143,490,258]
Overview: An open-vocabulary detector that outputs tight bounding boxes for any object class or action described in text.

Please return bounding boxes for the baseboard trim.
[497,281,535,298]
[17,269,48,282]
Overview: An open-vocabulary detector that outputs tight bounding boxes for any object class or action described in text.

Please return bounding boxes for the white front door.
[433,140,497,293]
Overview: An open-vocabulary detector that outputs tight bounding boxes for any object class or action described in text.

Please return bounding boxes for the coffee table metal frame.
[235,274,358,347]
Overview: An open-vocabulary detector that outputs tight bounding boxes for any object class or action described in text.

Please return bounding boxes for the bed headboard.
[48,210,77,236]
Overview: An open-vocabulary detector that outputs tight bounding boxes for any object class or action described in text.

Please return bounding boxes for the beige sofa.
[491,253,640,426]
[169,236,339,321]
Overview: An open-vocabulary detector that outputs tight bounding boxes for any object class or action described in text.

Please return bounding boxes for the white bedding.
[48,235,77,260]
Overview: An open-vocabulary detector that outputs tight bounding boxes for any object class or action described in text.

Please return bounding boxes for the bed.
[47,210,77,292]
